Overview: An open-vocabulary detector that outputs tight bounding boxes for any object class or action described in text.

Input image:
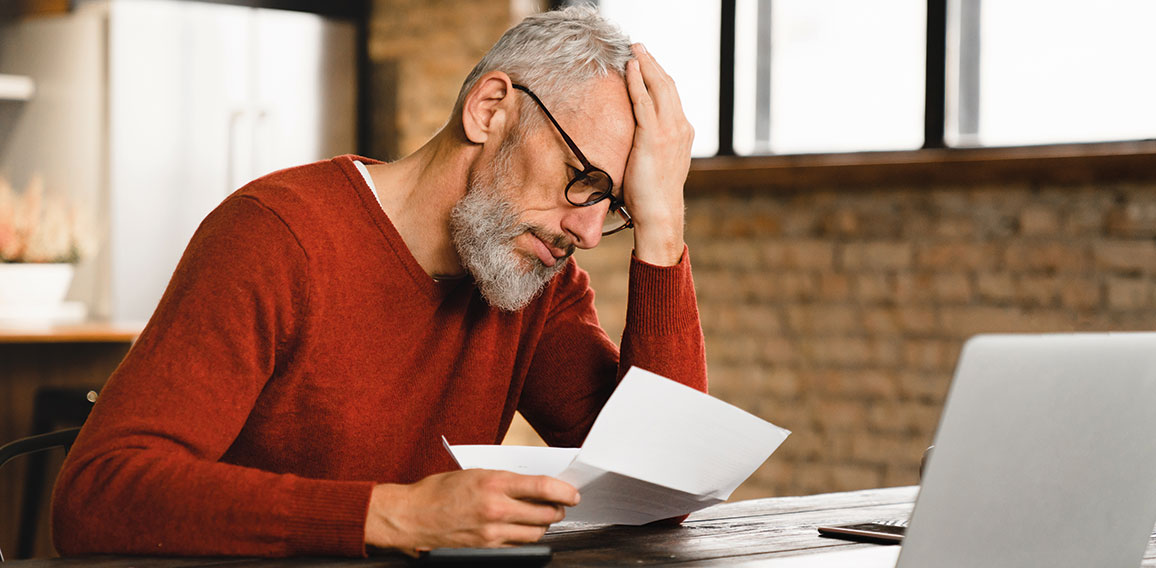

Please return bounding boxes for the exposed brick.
[861,308,901,335]
[775,272,818,301]
[940,306,1078,335]
[1018,205,1061,236]
[916,242,998,270]
[932,273,973,303]
[829,463,883,492]
[818,209,860,237]
[976,272,1015,302]
[903,339,959,371]
[735,272,778,302]
[685,209,719,239]
[882,464,922,488]
[842,242,914,270]
[1106,277,1152,310]
[707,335,761,364]
[754,399,815,435]
[802,338,900,368]
[1093,240,1156,272]
[853,273,894,304]
[1059,279,1102,311]
[704,304,783,335]
[758,336,800,365]
[862,307,937,335]
[794,462,837,495]
[762,240,835,270]
[816,398,869,431]
[786,305,860,334]
[577,177,1156,501]
[761,368,803,399]
[781,208,819,237]
[1015,275,1062,308]
[801,338,873,367]
[932,217,978,239]
[814,369,897,399]
[1106,201,1156,237]
[1004,242,1088,272]
[816,273,852,301]
[896,371,952,402]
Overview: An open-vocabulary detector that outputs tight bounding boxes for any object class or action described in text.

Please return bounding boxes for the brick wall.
[368,2,1156,501]
[368,0,541,157]
[576,182,1156,500]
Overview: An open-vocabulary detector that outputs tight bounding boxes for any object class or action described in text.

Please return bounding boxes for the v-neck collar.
[331,155,469,301]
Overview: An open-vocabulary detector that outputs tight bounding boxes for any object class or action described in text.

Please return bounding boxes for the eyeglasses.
[511,83,633,236]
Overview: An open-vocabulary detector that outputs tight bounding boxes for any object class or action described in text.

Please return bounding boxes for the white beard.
[449,139,570,312]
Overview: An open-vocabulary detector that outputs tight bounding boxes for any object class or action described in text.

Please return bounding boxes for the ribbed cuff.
[625,245,699,337]
[285,479,375,557]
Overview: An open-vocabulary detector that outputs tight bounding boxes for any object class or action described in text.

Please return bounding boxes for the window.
[598,0,721,157]
[950,0,1156,147]
[595,1,1156,157]
[734,0,925,155]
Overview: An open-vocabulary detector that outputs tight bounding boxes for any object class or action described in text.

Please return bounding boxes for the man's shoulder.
[236,155,361,204]
[228,155,378,232]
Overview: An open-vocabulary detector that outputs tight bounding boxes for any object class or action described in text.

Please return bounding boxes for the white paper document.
[443,366,791,525]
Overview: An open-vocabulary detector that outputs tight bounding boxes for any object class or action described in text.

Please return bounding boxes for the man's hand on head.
[623,43,694,267]
[363,469,579,556]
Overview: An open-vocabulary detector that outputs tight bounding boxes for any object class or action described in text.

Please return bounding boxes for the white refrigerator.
[0,0,358,322]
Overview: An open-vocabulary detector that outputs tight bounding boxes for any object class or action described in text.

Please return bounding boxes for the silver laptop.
[780,333,1156,567]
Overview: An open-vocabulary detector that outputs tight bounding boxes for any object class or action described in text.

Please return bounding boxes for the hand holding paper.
[445,367,790,525]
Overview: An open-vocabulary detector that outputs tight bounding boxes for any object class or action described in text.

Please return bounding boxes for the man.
[53,6,706,557]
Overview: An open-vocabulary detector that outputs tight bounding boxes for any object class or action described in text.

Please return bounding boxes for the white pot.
[0,263,76,317]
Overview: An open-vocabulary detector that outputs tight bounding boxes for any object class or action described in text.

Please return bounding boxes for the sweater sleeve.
[519,245,707,447]
[52,196,374,558]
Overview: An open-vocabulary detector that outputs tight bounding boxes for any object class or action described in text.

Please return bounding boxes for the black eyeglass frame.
[511,83,633,236]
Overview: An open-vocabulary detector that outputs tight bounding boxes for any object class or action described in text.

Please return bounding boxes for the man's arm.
[54,195,580,557]
[518,44,706,446]
[623,42,694,267]
[52,196,375,557]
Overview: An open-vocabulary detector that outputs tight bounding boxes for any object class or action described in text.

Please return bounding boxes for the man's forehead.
[552,77,634,180]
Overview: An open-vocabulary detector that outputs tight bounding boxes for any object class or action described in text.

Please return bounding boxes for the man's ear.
[461,71,517,145]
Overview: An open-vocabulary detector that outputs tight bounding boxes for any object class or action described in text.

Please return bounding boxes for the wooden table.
[11,485,1156,566]
[6,485,1156,566]
[0,322,142,344]
[7,485,1150,566]
[0,321,142,559]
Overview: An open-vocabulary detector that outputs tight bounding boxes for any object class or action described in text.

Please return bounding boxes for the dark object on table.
[817,520,907,545]
[417,545,553,566]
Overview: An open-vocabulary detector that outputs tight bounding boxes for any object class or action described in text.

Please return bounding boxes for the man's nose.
[561,201,607,249]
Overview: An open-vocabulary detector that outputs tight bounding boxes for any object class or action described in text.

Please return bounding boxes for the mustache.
[526,226,575,260]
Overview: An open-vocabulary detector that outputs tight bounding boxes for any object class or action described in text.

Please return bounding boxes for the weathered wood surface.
[6,486,1155,566]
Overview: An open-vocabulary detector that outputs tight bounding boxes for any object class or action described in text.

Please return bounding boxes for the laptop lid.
[897,333,1156,567]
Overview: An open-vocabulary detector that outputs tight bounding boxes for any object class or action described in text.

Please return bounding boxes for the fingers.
[501,474,580,506]
[500,523,550,545]
[367,471,574,553]
[487,500,565,528]
[625,58,655,128]
[630,43,684,115]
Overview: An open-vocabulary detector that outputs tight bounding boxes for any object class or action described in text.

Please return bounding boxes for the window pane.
[954,0,1156,147]
[735,0,926,155]
[599,0,720,157]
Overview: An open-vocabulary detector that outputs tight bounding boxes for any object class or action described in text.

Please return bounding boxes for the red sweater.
[52,155,707,557]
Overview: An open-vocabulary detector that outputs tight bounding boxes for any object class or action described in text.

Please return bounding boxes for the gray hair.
[453,4,633,125]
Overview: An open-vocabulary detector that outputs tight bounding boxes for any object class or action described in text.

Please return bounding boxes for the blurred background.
[2,0,1155,558]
